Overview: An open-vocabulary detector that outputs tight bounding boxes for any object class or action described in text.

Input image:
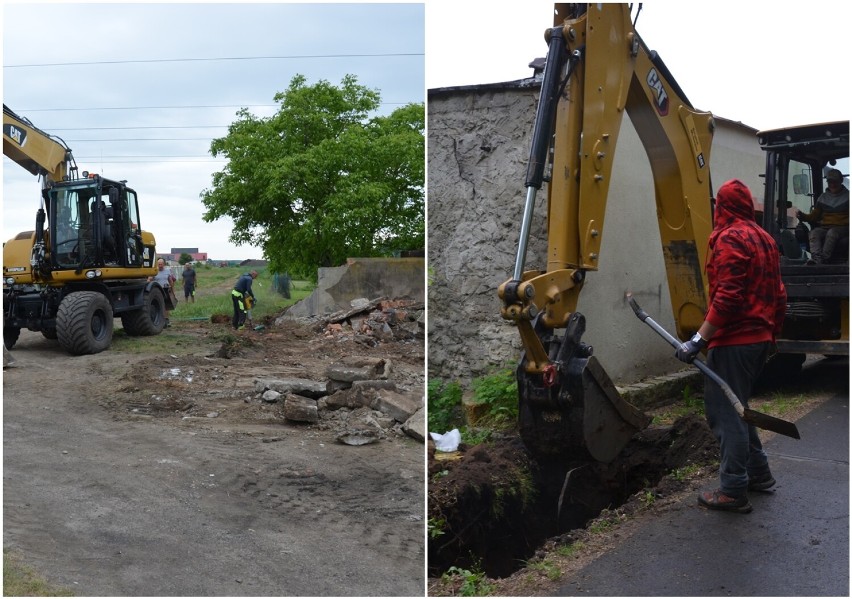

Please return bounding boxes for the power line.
[5,53,423,69]
[45,125,228,131]
[15,101,414,112]
[67,138,216,142]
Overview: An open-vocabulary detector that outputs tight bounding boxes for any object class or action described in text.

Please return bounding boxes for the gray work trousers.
[704,342,772,498]
[809,225,849,263]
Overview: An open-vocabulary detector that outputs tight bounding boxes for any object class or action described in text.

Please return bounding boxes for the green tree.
[178,253,193,265]
[200,74,424,278]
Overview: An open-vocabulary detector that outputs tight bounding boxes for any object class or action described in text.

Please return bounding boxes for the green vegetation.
[469,368,518,424]
[108,266,313,353]
[201,74,424,279]
[442,565,494,597]
[651,384,705,425]
[428,517,446,540]
[555,541,584,558]
[3,550,74,597]
[527,558,562,581]
[761,392,807,417]
[166,265,311,322]
[428,367,518,444]
[671,463,702,482]
[427,379,463,433]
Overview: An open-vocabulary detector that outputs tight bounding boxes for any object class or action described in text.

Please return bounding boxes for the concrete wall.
[427,81,763,385]
[286,257,425,317]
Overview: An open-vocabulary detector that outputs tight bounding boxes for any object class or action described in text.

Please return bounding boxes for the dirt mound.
[428,414,718,579]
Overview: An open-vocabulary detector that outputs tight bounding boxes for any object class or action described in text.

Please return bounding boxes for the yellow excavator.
[498,4,848,462]
[3,104,172,354]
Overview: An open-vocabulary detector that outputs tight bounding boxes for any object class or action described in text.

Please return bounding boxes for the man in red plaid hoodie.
[675,179,787,514]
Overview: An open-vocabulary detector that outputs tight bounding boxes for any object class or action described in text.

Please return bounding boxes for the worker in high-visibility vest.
[231,270,258,330]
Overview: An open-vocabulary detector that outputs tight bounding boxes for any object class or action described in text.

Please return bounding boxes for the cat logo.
[3,123,27,147]
[646,68,669,117]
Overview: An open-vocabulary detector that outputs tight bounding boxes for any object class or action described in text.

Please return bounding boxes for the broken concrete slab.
[371,390,422,423]
[326,357,390,383]
[283,394,319,423]
[255,378,327,399]
[403,408,425,442]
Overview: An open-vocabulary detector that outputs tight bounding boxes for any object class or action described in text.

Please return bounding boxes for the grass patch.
[427,379,464,433]
[428,367,518,444]
[169,266,313,322]
[108,266,315,353]
[555,541,584,558]
[651,385,705,425]
[3,550,74,596]
[759,392,807,417]
[442,564,494,597]
[671,463,703,482]
[527,558,562,581]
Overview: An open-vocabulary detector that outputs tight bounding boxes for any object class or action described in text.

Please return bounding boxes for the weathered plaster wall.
[427,82,763,386]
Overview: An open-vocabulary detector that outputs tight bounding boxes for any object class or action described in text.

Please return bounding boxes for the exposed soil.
[428,414,718,580]
[427,356,841,597]
[3,310,425,596]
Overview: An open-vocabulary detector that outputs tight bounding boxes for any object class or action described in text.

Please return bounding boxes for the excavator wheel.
[121,289,166,336]
[56,291,114,355]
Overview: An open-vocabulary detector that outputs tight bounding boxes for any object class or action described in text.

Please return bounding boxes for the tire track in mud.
[4,330,426,596]
[192,431,425,564]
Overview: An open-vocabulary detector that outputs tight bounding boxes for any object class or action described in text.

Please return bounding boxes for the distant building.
[157,247,208,263]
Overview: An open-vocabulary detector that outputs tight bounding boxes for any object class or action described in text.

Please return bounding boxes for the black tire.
[120,289,166,336]
[56,291,114,355]
[4,325,20,350]
[41,327,58,340]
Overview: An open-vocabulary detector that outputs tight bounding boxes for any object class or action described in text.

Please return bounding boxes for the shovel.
[626,294,800,440]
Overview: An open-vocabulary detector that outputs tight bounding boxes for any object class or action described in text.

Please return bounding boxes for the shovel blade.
[743,408,801,439]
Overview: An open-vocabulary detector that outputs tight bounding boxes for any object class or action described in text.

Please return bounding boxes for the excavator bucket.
[517,313,651,463]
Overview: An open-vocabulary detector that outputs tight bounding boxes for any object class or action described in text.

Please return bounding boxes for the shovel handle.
[627,295,745,417]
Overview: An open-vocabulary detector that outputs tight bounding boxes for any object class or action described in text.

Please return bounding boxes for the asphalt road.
[557,358,849,597]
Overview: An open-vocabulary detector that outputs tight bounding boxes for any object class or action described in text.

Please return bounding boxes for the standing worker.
[183,262,198,303]
[149,258,176,328]
[231,270,258,330]
[675,179,787,514]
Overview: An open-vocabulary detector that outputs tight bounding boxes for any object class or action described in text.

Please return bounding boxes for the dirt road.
[3,320,425,596]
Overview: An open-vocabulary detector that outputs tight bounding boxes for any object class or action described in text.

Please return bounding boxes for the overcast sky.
[4,1,850,263]
[2,1,425,261]
[425,0,850,131]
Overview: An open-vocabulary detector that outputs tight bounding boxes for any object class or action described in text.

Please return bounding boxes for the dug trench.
[427,412,719,579]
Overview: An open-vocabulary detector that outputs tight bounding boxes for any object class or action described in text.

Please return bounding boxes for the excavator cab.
[758,121,849,357]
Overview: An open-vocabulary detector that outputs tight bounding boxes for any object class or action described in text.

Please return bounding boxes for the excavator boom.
[500,3,716,462]
[3,104,75,184]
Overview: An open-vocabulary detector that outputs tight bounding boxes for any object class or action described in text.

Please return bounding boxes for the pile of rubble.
[313,297,424,346]
[254,355,425,445]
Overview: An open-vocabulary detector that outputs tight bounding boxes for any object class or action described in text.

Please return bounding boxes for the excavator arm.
[3,104,76,185]
[499,4,716,462]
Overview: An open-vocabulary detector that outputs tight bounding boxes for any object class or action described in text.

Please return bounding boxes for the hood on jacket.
[713,178,756,231]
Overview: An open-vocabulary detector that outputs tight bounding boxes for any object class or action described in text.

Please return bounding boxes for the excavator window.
[53,189,84,266]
